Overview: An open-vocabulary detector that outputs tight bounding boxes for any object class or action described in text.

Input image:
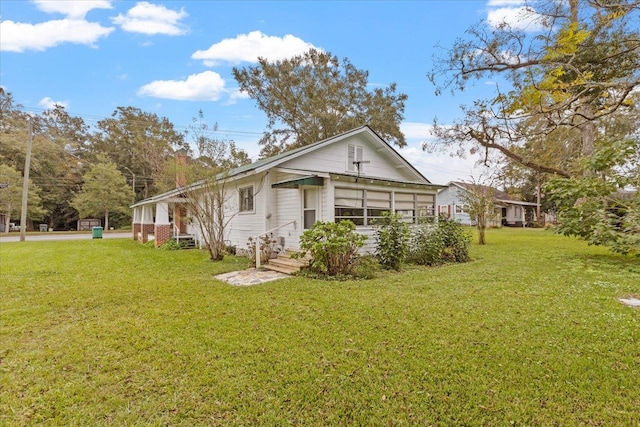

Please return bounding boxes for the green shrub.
[438,216,471,263]
[408,216,471,265]
[158,239,182,251]
[298,221,367,277]
[408,224,444,266]
[350,255,380,279]
[374,211,410,271]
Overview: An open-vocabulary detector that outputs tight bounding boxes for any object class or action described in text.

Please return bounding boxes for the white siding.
[274,171,303,250]
[225,174,267,250]
[279,134,417,182]
[437,186,473,225]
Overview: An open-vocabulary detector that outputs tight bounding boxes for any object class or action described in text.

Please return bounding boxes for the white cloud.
[399,121,486,185]
[487,5,545,32]
[112,1,188,35]
[400,121,434,140]
[38,97,68,109]
[0,19,114,52]
[33,0,113,19]
[192,31,318,66]
[138,71,226,101]
[225,89,250,105]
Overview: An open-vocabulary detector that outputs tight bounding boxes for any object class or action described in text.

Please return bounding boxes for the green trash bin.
[92,226,103,239]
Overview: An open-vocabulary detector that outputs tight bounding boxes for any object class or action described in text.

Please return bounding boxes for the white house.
[437,181,539,227]
[131,126,444,256]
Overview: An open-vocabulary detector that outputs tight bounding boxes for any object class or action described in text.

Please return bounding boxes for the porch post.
[154,202,171,247]
[132,206,141,241]
[140,205,154,243]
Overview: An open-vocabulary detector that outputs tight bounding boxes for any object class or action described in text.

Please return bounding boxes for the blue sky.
[0,0,534,184]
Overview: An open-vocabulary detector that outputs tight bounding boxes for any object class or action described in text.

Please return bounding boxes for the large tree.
[233,48,408,157]
[72,160,133,231]
[91,107,188,200]
[33,106,90,229]
[429,0,640,254]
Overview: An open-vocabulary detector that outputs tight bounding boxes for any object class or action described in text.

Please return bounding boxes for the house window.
[366,190,391,225]
[347,144,364,172]
[335,188,433,225]
[396,192,435,224]
[239,186,254,212]
[417,194,435,221]
[335,188,365,225]
[455,204,467,214]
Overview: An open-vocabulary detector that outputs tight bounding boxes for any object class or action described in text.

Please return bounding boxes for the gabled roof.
[132,126,434,208]
[445,181,538,206]
[226,125,431,183]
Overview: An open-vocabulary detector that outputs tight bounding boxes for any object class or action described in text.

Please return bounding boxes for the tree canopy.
[71,160,133,231]
[91,106,188,200]
[429,0,640,254]
[233,48,408,157]
[429,0,639,176]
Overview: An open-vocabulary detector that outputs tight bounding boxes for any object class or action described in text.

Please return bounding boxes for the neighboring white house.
[437,181,539,227]
[131,126,444,252]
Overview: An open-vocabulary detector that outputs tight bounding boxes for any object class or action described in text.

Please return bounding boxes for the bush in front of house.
[373,211,410,271]
[437,216,472,263]
[407,216,471,266]
[298,220,367,277]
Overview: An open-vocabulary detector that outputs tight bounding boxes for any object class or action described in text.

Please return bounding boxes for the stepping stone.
[618,297,640,307]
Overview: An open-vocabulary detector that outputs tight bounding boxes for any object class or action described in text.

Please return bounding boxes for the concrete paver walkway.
[215,268,290,286]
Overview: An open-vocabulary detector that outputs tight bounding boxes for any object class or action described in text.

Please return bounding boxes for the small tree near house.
[180,111,250,261]
[458,177,499,245]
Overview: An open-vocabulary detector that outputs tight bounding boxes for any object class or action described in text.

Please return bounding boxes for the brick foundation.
[133,223,141,241]
[154,224,172,247]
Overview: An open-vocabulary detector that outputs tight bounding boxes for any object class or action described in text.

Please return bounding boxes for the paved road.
[0,232,131,243]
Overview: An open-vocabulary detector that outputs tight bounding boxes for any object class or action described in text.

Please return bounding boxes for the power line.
[19,105,264,139]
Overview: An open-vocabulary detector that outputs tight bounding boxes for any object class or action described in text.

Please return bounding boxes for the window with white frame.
[239,185,254,212]
[334,188,365,225]
[347,144,364,172]
[396,192,435,223]
[455,204,467,214]
[335,188,434,225]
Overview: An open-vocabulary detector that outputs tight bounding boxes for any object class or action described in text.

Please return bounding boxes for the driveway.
[0,232,131,243]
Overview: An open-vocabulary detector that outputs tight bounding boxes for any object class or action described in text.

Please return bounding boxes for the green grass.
[1,229,639,425]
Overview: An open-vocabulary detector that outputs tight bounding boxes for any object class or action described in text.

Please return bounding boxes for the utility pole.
[19,119,33,242]
[124,166,136,196]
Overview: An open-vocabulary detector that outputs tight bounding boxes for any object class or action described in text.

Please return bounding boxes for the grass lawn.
[1,228,639,425]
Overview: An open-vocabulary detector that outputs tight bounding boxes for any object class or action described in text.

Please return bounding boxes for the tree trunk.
[478,226,486,245]
[104,210,109,231]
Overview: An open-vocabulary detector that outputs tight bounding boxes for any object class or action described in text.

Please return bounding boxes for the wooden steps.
[171,234,197,249]
[264,250,311,275]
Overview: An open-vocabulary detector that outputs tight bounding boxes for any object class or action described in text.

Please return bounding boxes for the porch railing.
[173,223,203,249]
[255,220,297,269]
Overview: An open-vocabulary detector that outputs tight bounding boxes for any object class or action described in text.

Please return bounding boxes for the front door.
[303,188,318,229]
